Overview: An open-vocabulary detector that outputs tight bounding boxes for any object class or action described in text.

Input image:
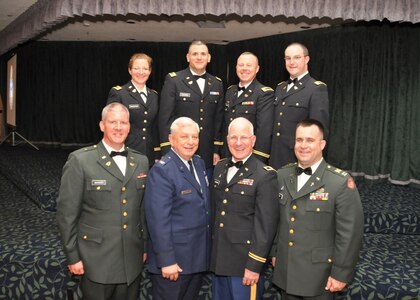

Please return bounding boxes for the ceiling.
[0,1,346,45]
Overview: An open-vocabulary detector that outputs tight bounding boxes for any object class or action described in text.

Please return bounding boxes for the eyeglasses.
[131,67,150,72]
[284,55,306,62]
[228,135,253,143]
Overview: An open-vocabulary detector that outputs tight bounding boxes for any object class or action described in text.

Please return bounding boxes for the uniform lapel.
[226,155,256,188]
[96,142,125,182]
[125,83,145,106]
[182,70,202,97]
[294,160,327,199]
[233,80,257,106]
[123,150,138,185]
[171,150,202,193]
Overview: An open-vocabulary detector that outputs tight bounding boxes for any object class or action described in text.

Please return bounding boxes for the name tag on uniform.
[128,104,140,109]
[242,101,254,106]
[181,189,192,195]
[91,179,106,186]
[137,172,147,179]
[179,92,191,97]
[210,91,220,95]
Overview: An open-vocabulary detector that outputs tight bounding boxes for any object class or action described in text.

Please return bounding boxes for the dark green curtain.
[227,22,420,184]
[1,22,419,183]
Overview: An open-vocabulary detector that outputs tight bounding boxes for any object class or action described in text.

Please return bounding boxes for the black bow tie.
[227,160,243,168]
[287,78,298,85]
[296,166,312,175]
[238,86,246,92]
[193,74,206,80]
[110,150,128,157]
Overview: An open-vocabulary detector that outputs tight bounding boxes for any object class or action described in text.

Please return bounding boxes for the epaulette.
[150,89,158,94]
[326,165,348,177]
[263,165,276,172]
[72,144,96,155]
[277,81,286,86]
[283,162,298,169]
[219,157,228,162]
[169,72,177,77]
[158,155,172,166]
[194,154,202,159]
[112,85,122,91]
[261,86,274,92]
[314,80,327,86]
[227,85,235,89]
[83,145,97,151]
[126,147,141,154]
[215,76,222,82]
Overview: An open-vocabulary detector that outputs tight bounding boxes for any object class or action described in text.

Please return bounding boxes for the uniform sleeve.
[246,169,279,273]
[309,84,330,139]
[253,88,275,163]
[56,153,85,264]
[158,75,177,155]
[144,164,177,268]
[330,177,364,283]
[213,81,225,155]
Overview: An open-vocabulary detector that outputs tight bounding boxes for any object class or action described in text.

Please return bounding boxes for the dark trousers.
[150,272,204,300]
[212,275,264,300]
[81,274,140,300]
[280,289,337,300]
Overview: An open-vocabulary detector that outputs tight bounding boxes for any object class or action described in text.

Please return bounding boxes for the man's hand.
[68,261,84,275]
[242,268,260,286]
[272,257,276,267]
[213,153,220,165]
[325,276,346,292]
[162,263,183,281]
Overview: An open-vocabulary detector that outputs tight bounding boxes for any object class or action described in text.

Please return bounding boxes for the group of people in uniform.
[56,40,364,300]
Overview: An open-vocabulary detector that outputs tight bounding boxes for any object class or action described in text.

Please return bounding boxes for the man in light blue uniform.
[145,117,211,300]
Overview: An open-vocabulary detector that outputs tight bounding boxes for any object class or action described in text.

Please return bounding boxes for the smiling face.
[169,120,199,161]
[186,43,211,74]
[236,53,259,86]
[128,58,151,88]
[100,104,130,150]
[227,118,256,161]
[294,124,326,168]
[284,44,310,79]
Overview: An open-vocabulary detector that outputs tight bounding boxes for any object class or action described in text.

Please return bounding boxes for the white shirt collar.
[102,140,125,154]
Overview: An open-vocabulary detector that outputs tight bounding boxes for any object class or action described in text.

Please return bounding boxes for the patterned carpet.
[0,145,419,299]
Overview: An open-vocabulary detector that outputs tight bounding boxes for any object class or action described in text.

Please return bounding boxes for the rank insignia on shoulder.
[169,72,177,77]
[112,85,122,90]
[314,80,327,86]
[261,86,274,92]
[215,76,222,81]
[151,89,158,94]
[278,81,286,85]
[227,85,234,89]
[263,166,276,172]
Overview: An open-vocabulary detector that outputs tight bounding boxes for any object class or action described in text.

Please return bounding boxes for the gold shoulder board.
[261,86,274,92]
[314,81,327,86]
[169,72,177,77]
[113,85,122,90]
[263,166,276,172]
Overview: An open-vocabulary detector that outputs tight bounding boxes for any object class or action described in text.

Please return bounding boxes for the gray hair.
[101,102,129,121]
[227,117,254,135]
[170,117,200,134]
